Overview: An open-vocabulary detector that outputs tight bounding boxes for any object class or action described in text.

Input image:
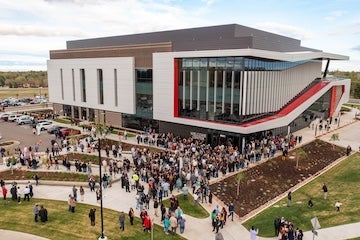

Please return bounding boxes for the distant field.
[0,87,48,99]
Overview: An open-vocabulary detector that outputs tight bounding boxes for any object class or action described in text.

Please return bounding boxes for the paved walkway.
[1,108,360,240]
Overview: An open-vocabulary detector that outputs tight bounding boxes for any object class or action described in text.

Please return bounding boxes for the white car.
[37,121,53,131]
[17,115,33,125]
[8,114,22,122]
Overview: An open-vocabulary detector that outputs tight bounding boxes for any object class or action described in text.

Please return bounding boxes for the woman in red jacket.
[143,215,151,233]
[2,186,7,200]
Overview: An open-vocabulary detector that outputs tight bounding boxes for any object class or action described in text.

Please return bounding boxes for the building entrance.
[207,131,240,148]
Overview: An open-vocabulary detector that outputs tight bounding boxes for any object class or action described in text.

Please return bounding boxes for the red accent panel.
[278,81,329,116]
[174,58,179,117]
[328,86,337,117]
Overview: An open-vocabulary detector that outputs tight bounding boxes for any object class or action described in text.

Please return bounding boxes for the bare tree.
[236,172,244,197]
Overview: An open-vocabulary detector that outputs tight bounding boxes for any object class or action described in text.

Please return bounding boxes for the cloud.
[352,45,360,51]
[0,24,84,37]
[255,22,314,40]
[324,10,345,21]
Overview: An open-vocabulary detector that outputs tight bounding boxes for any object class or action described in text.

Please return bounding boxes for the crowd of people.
[274,216,303,240]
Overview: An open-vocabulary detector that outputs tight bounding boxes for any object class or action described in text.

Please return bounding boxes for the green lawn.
[243,153,360,237]
[53,118,72,124]
[162,193,209,219]
[0,198,185,240]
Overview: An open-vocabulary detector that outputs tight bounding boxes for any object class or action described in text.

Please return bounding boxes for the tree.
[295,148,306,168]
[236,172,244,197]
[0,75,5,87]
[329,133,340,149]
[353,83,360,99]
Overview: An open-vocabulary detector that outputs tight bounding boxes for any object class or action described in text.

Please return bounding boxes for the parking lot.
[0,119,56,152]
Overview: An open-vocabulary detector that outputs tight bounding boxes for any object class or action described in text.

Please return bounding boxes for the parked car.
[37,121,53,131]
[17,115,33,125]
[59,128,81,137]
[0,113,11,121]
[8,114,22,122]
[47,125,65,134]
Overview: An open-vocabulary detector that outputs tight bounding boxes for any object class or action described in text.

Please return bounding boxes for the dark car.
[47,125,65,134]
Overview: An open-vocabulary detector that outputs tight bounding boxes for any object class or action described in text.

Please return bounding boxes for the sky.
[0,0,359,71]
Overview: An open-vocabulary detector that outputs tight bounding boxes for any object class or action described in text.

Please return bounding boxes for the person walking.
[34,174,39,186]
[287,191,292,207]
[17,186,21,204]
[70,196,76,213]
[23,186,30,201]
[154,197,159,217]
[128,207,134,225]
[164,215,170,235]
[169,214,178,234]
[33,203,39,222]
[119,211,125,231]
[79,186,85,201]
[89,208,96,226]
[2,185,7,202]
[72,185,78,202]
[335,200,342,212]
[39,205,48,223]
[177,215,186,234]
[228,202,234,221]
[250,226,259,240]
[322,183,328,199]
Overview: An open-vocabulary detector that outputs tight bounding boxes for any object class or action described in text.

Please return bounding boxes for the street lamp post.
[98,136,107,240]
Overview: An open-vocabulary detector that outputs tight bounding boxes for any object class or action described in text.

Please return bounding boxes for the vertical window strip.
[114,69,118,107]
[213,70,217,113]
[206,70,209,112]
[60,68,64,100]
[197,70,200,111]
[189,70,193,110]
[80,69,86,102]
[72,69,75,101]
[222,71,225,113]
[182,70,186,109]
[230,70,234,115]
[97,69,104,104]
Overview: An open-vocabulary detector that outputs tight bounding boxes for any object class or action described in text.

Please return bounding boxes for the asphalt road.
[0,120,56,152]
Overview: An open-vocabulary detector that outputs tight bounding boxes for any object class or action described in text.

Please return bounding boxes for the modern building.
[47,24,350,146]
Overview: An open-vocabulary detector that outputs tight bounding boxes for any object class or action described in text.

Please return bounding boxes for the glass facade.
[63,105,71,117]
[177,57,318,124]
[136,69,153,118]
[122,69,158,131]
[81,107,87,120]
[73,106,79,119]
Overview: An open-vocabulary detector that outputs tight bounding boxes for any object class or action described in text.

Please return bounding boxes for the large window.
[136,69,153,118]
[80,69,86,102]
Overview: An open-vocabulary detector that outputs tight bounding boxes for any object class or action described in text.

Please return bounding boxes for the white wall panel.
[242,71,247,115]
[47,57,135,114]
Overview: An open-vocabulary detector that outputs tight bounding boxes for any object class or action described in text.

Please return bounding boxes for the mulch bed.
[209,139,346,218]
